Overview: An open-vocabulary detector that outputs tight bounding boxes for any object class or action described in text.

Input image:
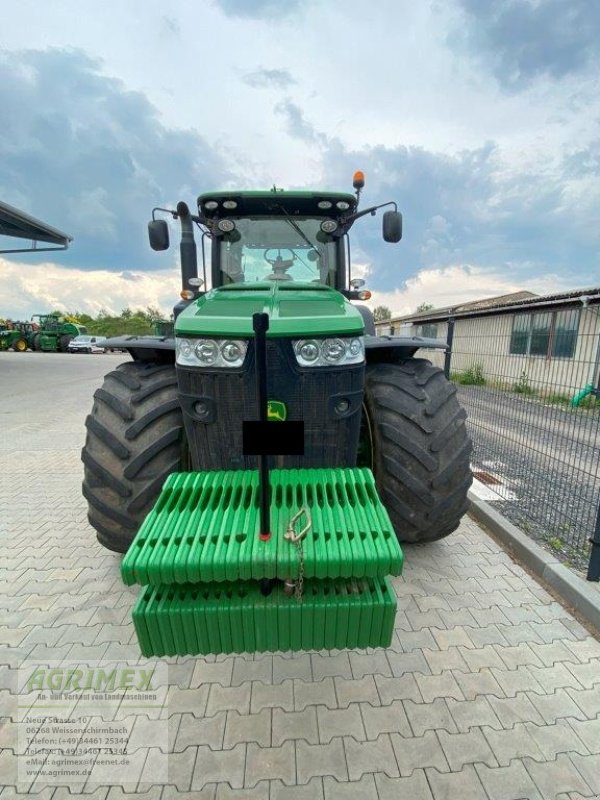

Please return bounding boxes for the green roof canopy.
[0,200,72,254]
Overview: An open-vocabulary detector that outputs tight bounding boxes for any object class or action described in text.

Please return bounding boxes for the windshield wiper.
[276,205,317,251]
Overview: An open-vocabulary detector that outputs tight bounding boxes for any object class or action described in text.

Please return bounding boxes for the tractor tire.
[60,334,72,352]
[82,361,187,553]
[32,334,42,351]
[362,359,472,544]
[13,338,28,352]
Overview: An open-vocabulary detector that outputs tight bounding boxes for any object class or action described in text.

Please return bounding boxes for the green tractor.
[30,313,87,352]
[0,320,36,352]
[82,175,472,656]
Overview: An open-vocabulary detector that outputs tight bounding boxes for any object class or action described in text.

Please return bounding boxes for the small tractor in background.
[82,173,472,656]
[30,313,87,352]
[0,320,36,352]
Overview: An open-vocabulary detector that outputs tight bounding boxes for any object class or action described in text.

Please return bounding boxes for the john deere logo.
[267,400,287,421]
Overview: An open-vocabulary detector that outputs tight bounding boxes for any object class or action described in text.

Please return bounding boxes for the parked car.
[67,335,107,354]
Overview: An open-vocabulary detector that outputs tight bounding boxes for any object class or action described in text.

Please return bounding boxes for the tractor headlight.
[293,337,365,367]
[176,338,248,368]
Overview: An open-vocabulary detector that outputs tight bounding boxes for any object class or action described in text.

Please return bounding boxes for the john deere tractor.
[0,321,35,352]
[31,313,87,352]
[82,174,472,656]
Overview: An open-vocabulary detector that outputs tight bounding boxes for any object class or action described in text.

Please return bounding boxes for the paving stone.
[216,782,268,800]
[475,760,543,800]
[404,698,458,736]
[296,739,348,784]
[251,681,293,713]
[386,651,431,677]
[273,655,312,684]
[206,683,252,717]
[438,727,498,770]
[482,722,545,766]
[488,693,545,727]
[374,674,421,705]
[360,699,411,739]
[524,752,593,797]
[525,719,589,762]
[529,640,580,666]
[565,660,600,689]
[415,671,464,703]
[527,687,587,723]
[463,624,510,647]
[566,685,600,720]
[406,609,444,630]
[422,646,469,675]
[565,638,600,663]
[566,718,600,753]
[528,662,585,693]
[272,707,318,746]
[397,628,438,652]
[191,660,234,687]
[568,752,600,796]
[459,644,506,671]
[166,685,210,716]
[348,651,391,679]
[451,667,505,700]
[529,620,578,643]
[293,678,337,711]
[391,729,449,775]
[223,709,271,749]
[192,744,246,789]
[446,696,502,733]
[245,741,295,787]
[334,676,379,708]
[344,734,399,780]
[317,704,365,743]
[232,656,273,687]
[425,763,487,800]
[375,769,435,799]
[310,653,352,681]
[431,626,474,650]
[489,665,544,697]
[269,777,324,800]
[323,773,377,800]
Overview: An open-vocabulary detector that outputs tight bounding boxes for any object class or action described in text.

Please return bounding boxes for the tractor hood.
[175,282,365,338]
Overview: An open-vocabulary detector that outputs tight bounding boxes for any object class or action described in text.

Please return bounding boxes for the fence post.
[587,496,600,581]
[444,316,455,379]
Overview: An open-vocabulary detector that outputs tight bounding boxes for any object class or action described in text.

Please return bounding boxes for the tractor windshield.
[217,217,338,286]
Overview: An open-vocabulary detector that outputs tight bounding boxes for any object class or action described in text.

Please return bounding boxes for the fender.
[100,333,446,364]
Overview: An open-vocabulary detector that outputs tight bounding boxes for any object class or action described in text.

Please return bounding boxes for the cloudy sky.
[1,0,598,319]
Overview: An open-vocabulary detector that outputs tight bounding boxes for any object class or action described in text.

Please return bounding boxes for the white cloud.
[364,264,575,318]
[0,258,179,319]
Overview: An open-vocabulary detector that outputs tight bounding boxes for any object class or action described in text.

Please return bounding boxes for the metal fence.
[439,299,600,579]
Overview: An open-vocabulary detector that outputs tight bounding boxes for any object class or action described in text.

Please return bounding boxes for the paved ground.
[1,352,600,799]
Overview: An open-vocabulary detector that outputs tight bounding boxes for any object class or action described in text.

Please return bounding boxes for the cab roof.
[197,190,357,217]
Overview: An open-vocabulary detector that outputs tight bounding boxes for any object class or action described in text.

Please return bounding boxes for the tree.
[416,302,434,313]
[373,305,392,322]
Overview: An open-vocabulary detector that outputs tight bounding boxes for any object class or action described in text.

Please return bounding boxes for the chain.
[293,538,305,602]
[284,507,311,603]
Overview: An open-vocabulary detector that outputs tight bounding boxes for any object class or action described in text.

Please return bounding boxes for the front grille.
[178,339,364,470]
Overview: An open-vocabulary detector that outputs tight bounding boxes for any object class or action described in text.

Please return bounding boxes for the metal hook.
[284,507,311,543]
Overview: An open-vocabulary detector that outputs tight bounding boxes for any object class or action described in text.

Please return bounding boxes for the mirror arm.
[342,200,397,226]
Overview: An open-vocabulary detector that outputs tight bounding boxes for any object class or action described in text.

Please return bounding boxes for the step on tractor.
[31,313,87,352]
[82,173,472,656]
[0,320,36,352]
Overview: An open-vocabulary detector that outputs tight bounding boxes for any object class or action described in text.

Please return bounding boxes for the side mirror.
[148,219,170,251]
[382,210,402,243]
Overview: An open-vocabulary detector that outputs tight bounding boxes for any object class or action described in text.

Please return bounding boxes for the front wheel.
[13,338,28,352]
[82,361,187,552]
[361,360,472,543]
